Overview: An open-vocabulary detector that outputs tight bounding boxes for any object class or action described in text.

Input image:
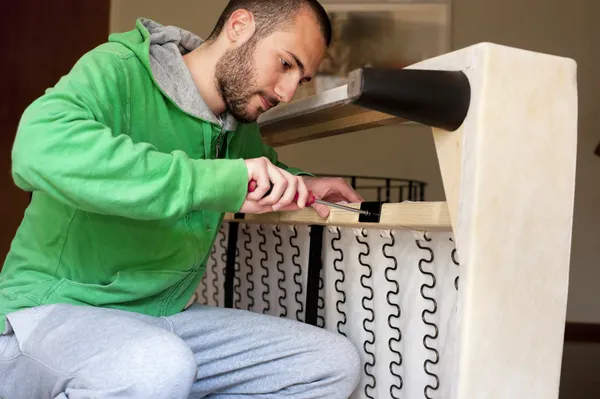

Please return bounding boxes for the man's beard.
[214,38,278,123]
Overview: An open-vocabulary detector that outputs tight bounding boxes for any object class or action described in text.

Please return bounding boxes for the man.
[0,1,363,398]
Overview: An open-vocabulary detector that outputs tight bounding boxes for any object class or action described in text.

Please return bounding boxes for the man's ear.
[225,9,256,44]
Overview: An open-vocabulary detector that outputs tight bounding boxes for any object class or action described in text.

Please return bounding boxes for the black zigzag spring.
[331,227,347,336]
[219,228,228,278]
[234,246,241,309]
[290,226,304,322]
[416,233,440,399]
[211,228,227,306]
[202,245,216,305]
[274,226,287,318]
[210,244,218,305]
[243,225,255,311]
[357,229,376,399]
[317,272,325,328]
[383,231,403,398]
[258,225,270,314]
[450,237,459,291]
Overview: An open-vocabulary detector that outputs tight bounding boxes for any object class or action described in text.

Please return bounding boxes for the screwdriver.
[247,180,376,217]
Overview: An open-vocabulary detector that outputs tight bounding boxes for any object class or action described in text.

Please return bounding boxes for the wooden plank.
[258,84,356,128]
[256,66,472,147]
[432,126,463,243]
[409,43,577,399]
[224,201,451,231]
[252,42,577,399]
[257,83,407,147]
[262,109,402,147]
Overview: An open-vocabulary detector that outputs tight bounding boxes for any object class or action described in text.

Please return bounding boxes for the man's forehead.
[274,21,326,71]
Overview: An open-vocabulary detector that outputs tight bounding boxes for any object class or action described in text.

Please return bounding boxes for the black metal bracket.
[304,225,324,326]
[348,67,471,131]
[224,222,239,308]
[359,202,384,223]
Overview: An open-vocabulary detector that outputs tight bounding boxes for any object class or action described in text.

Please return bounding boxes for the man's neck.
[183,42,226,117]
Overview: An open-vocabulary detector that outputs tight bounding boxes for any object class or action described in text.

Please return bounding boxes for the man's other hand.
[303,176,364,218]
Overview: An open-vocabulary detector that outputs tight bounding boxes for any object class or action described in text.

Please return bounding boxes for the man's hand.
[240,158,364,218]
[303,176,364,218]
[241,157,310,214]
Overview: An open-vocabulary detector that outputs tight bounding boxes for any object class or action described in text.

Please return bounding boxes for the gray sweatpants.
[0,303,360,398]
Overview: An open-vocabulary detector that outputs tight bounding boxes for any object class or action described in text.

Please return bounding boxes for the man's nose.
[275,77,299,103]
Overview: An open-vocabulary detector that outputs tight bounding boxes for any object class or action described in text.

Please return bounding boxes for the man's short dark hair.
[206,0,332,47]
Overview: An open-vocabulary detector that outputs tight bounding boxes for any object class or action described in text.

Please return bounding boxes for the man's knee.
[115,331,197,398]
[308,329,361,397]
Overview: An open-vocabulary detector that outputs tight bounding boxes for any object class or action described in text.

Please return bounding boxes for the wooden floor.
[565,322,600,343]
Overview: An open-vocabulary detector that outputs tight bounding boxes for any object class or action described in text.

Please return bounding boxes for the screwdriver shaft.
[315,199,373,216]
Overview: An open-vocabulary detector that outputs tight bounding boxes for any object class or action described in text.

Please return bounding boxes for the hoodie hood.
[113,18,238,131]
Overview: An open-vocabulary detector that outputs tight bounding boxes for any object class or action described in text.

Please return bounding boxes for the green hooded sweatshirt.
[0,19,311,333]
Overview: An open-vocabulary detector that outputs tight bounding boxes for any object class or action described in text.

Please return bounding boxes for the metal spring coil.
[450,237,459,291]
[212,228,227,306]
[357,229,376,399]
[317,273,325,328]
[201,245,216,305]
[383,231,403,398]
[257,225,270,314]
[233,246,241,309]
[416,233,440,399]
[274,226,288,318]
[243,225,255,311]
[331,227,347,337]
[219,227,228,277]
[290,226,304,322]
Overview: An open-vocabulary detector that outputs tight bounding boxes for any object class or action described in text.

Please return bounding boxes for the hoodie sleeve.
[11,50,248,220]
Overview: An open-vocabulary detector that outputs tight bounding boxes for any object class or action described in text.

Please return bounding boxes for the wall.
[276,125,445,200]
[110,0,227,38]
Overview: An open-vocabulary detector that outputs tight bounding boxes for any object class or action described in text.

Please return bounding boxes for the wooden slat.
[224,201,451,231]
[257,84,407,147]
[428,44,577,399]
[432,125,463,242]
[262,110,402,147]
[258,84,356,128]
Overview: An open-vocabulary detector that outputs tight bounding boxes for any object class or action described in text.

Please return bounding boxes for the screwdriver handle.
[248,180,316,207]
